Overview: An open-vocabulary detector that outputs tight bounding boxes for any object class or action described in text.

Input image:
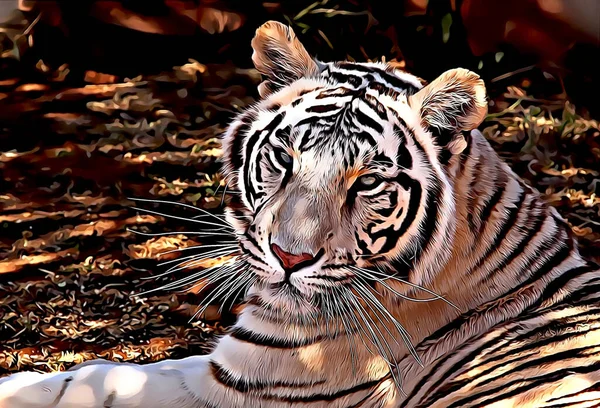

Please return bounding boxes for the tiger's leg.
[0,356,219,408]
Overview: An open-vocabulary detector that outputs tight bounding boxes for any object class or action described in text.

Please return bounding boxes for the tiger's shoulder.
[402,264,600,408]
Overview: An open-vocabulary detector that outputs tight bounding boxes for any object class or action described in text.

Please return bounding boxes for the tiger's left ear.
[409,68,487,155]
[251,21,319,97]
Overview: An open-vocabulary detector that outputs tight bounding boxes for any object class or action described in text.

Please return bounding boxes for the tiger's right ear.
[251,21,319,97]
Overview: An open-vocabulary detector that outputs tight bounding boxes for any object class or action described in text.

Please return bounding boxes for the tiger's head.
[221,21,487,315]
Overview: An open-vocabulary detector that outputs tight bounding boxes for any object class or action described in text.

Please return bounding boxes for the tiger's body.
[1,21,599,408]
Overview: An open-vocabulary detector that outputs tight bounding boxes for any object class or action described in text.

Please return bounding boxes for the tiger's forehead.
[252,79,408,163]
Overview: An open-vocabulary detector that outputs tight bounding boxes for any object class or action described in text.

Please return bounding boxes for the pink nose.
[271,243,314,270]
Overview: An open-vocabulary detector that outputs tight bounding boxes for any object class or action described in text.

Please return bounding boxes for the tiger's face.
[222,22,487,313]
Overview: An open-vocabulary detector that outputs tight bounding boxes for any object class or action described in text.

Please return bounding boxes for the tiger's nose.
[271,243,314,271]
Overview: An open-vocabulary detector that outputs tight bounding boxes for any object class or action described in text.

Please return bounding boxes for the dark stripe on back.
[481,208,555,285]
[527,264,596,311]
[447,357,600,408]
[424,314,600,405]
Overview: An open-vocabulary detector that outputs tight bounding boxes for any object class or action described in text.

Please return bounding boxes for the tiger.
[1,20,600,408]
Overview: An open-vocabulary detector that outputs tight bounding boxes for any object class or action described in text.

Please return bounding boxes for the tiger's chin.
[248,276,341,320]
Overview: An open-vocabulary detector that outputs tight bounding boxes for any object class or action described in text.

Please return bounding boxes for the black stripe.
[425,320,600,405]
[298,87,321,97]
[353,108,384,134]
[456,304,600,381]
[210,360,324,393]
[398,117,440,269]
[262,378,383,403]
[315,86,354,99]
[368,81,402,101]
[546,399,600,408]
[527,264,595,311]
[394,127,413,170]
[353,130,378,148]
[243,112,285,206]
[480,203,549,284]
[240,233,264,256]
[327,70,363,87]
[242,128,264,206]
[409,176,442,270]
[447,355,600,408]
[403,234,573,407]
[230,327,326,348]
[466,156,485,231]
[295,113,338,132]
[228,118,252,170]
[467,187,527,274]
[363,94,388,121]
[369,173,422,255]
[476,172,508,233]
[306,104,340,113]
[335,62,419,93]
[564,282,600,305]
[547,381,600,403]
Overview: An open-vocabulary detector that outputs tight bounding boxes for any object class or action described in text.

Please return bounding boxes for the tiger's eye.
[278,151,293,165]
[358,175,377,186]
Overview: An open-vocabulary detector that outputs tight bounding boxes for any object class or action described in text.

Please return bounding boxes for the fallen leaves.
[0,61,255,375]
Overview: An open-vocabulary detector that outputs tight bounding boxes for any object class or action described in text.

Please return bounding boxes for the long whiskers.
[189,266,252,323]
[155,247,239,272]
[127,197,236,227]
[157,242,238,257]
[130,205,236,231]
[342,289,406,392]
[127,229,233,238]
[353,279,422,366]
[136,256,244,296]
[350,265,460,311]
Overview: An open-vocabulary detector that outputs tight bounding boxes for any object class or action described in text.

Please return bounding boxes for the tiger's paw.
[0,370,75,408]
[0,362,156,408]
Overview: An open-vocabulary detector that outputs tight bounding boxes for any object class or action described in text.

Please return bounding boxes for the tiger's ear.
[409,68,487,154]
[251,21,319,97]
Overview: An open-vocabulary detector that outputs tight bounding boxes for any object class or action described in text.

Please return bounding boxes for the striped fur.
[1,21,599,408]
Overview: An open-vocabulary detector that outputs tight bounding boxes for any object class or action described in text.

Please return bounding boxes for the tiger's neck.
[391,130,588,357]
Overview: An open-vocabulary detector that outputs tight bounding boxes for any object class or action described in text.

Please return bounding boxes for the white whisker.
[162,252,240,276]
[131,206,235,230]
[157,243,238,257]
[139,259,244,296]
[128,197,233,227]
[351,265,459,310]
[126,228,234,238]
